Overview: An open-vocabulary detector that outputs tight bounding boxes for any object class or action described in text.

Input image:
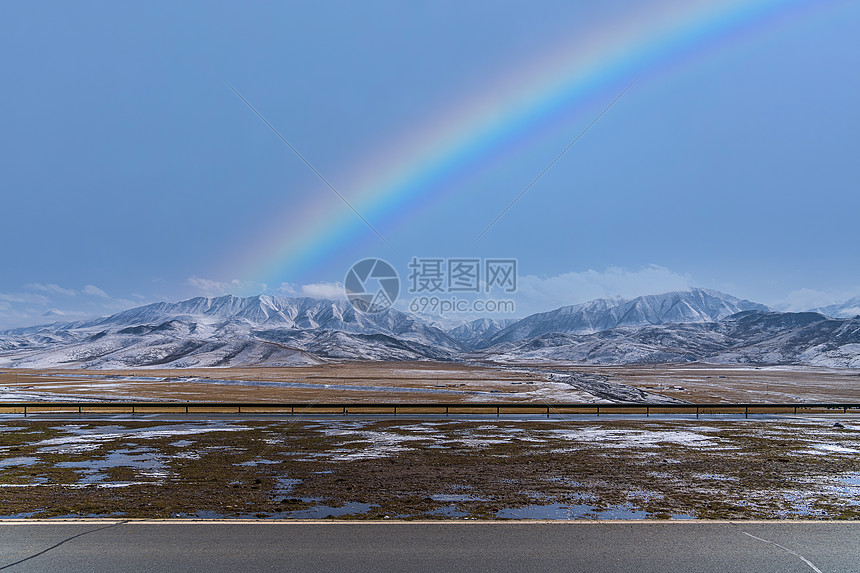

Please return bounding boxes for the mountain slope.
[475,311,860,368]
[487,288,769,346]
[0,295,464,368]
[446,318,518,349]
[1,292,858,369]
[812,296,860,319]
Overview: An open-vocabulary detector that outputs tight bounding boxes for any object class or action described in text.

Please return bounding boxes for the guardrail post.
[8,401,859,421]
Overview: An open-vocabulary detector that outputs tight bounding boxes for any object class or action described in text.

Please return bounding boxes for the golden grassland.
[1,361,858,403]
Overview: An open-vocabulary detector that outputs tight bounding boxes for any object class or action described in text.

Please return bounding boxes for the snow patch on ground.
[34,424,242,451]
[548,428,720,448]
[805,443,860,455]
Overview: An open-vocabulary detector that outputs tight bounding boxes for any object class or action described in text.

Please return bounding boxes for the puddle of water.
[37,424,242,452]
[236,459,280,467]
[191,510,223,519]
[430,494,489,503]
[823,474,860,505]
[171,452,200,460]
[427,506,469,517]
[496,502,657,520]
[48,512,128,519]
[55,448,167,484]
[780,492,825,517]
[0,511,39,519]
[273,477,302,497]
[281,502,374,519]
[497,503,584,519]
[0,456,39,468]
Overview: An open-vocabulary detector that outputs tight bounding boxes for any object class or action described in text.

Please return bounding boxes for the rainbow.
[221,0,811,288]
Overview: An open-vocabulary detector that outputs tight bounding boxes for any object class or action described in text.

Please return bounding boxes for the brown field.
[2,417,860,520]
[0,361,858,404]
[545,363,860,403]
[0,362,586,404]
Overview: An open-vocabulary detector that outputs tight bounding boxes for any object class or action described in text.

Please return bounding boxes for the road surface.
[0,521,854,572]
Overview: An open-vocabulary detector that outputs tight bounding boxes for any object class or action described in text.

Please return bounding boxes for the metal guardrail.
[1,401,860,418]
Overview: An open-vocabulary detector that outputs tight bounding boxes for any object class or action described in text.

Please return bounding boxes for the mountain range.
[810,296,860,319]
[0,288,858,369]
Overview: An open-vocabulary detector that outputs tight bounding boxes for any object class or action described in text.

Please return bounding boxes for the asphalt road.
[0,521,854,572]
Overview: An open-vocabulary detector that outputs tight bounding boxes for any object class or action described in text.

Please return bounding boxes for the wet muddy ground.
[1,418,860,520]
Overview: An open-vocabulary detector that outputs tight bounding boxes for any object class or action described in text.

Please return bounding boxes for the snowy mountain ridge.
[487,288,769,346]
[812,296,860,319]
[1,290,858,369]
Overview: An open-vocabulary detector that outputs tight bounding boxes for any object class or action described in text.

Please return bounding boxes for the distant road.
[0,521,854,572]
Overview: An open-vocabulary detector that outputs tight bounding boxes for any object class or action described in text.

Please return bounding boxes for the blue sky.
[1,0,858,328]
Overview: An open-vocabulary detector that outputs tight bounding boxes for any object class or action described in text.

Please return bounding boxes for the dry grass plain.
[1,362,859,404]
[545,363,860,403]
[0,362,587,404]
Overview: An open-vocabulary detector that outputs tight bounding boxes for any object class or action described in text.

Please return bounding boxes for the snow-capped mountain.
[446,318,518,349]
[0,295,464,368]
[486,288,769,346]
[474,311,860,368]
[812,296,860,319]
[0,290,857,369]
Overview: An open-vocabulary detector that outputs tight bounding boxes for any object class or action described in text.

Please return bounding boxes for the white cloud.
[516,265,694,313]
[300,282,345,299]
[24,283,77,296]
[83,284,109,298]
[187,276,230,294]
[278,281,344,300]
[186,276,268,297]
[0,285,163,330]
[0,292,51,305]
[776,288,860,313]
